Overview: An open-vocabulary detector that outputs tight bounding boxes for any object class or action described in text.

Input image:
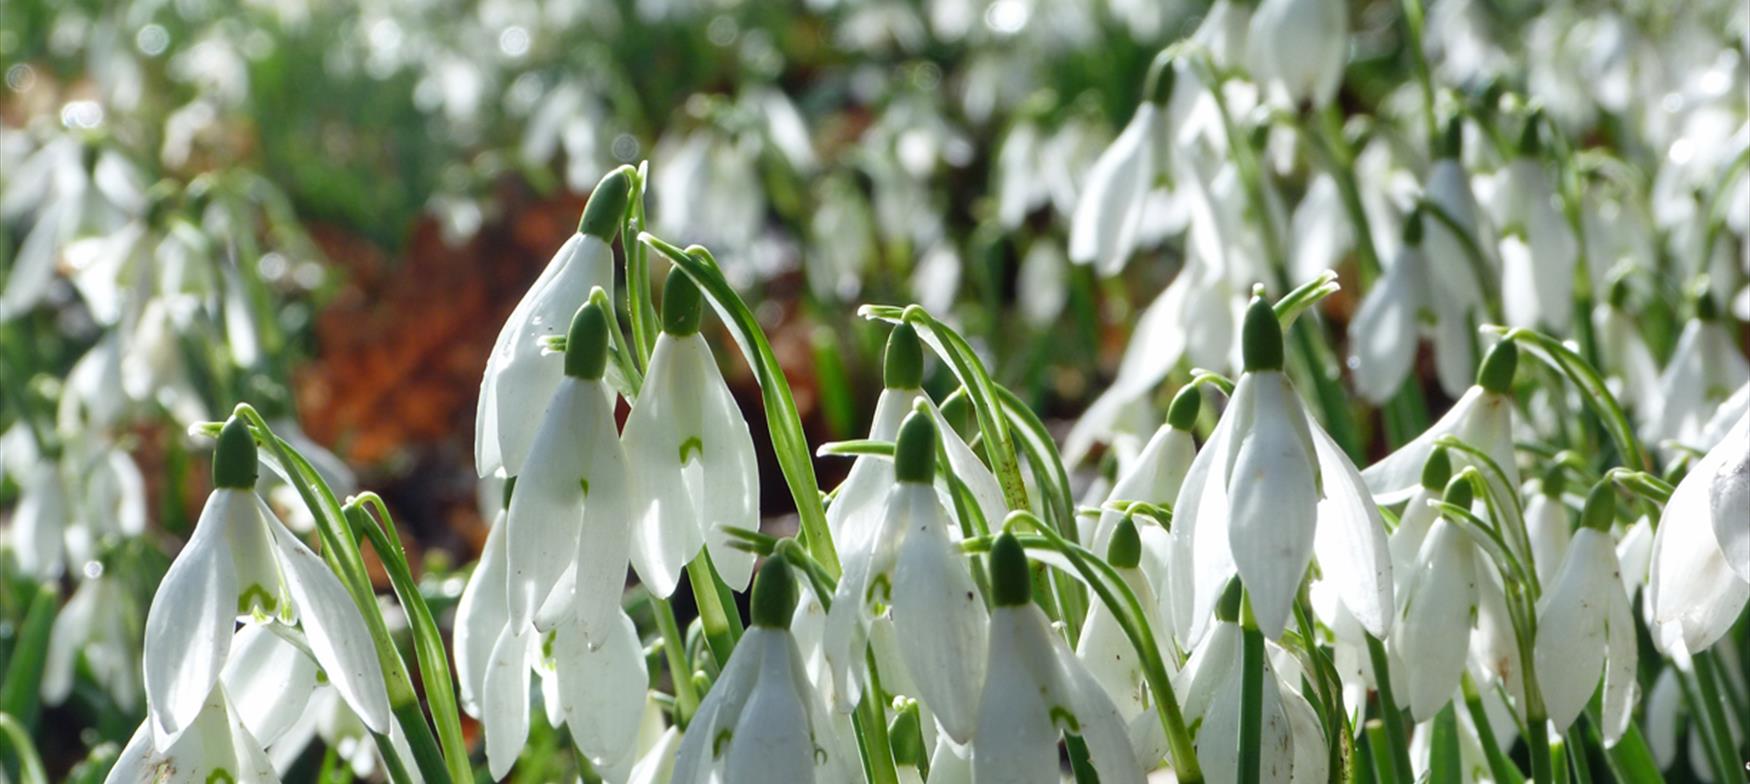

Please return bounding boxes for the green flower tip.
[1143,50,1177,106]
[888,702,924,767]
[501,475,517,511]
[893,411,938,485]
[1516,111,1543,158]
[1694,285,1719,321]
[1434,113,1464,159]
[750,554,798,629]
[989,532,1032,607]
[1403,207,1425,247]
[1241,297,1284,373]
[212,417,258,490]
[1166,385,1202,431]
[1107,516,1142,569]
[1442,474,1474,510]
[661,268,703,337]
[884,322,925,390]
[1541,464,1567,499]
[577,167,633,240]
[1606,275,1632,310]
[1214,578,1243,623]
[1421,447,1452,491]
[564,302,610,381]
[1580,482,1616,532]
[1476,340,1517,394]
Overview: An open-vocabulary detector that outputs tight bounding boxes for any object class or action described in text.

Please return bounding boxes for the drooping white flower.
[7,458,70,580]
[1492,128,1578,332]
[1390,482,1479,722]
[1421,140,1494,396]
[108,684,278,784]
[44,567,142,712]
[1070,53,1177,276]
[1592,283,1663,412]
[475,167,629,479]
[1085,387,1200,552]
[142,418,390,745]
[1361,341,1522,506]
[972,534,1144,784]
[455,486,512,719]
[624,270,760,596]
[672,557,858,784]
[1645,303,1750,450]
[502,301,633,643]
[1524,474,1573,587]
[1171,300,1393,644]
[1536,490,1638,744]
[1648,409,1750,654]
[824,410,986,743]
[1246,0,1347,110]
[1076,517,1173,768]
[1348,214,1478,404]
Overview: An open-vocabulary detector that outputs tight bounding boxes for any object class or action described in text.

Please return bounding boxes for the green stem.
[1239,598,1266,784]
[344,497,474,784]
[0,583,55,730]
[1429,704,1462,784]
[653,596,698,728]
[623,165,659,367]
[0,713,47,784]
[1398,0,1437,133]
[1363,634,1414,784]
[686,553,744,670]
[1364,721,1397,784]
[1550,734,1570,784]
[1461,673,1525,784]
[856,650,902,784]
[1690,651,1745,784]
[1567,726,1595,784]
[1589,714,1666,784]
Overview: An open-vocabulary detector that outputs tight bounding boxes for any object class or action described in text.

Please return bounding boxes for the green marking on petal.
[542,630,557,661]
[207,768,237,783]
[713,728,734,757]
[678,436,703,464]
[1049,705,1081,734]
[579,478,590,498]
[237,584,276,618]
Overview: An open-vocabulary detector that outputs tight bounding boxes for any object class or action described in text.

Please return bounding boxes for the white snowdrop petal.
[891,488,987,743]
[570,386,635,645]
[672,628,770,784]
[455,511,511,717]
[220,624,317,747]
[266,514,391,735]
[972,608,1061,784]
[698,337,761,593]
[1534,531,1612,734]
[1348,254,1425,404]
[43,577,100,706]
[1361,388,1480,503]
[1226,374,1320,639]
[1310,424,1394,637]
[1070,105,1158,275]
[483,625,534,781]
[144,490,242,743]
[1652,440,1750,652]
[724,638,817,784]
[1707,415,1750,582]
[1057,642,1146,783]
[504,381,592,627]
[555,610,649,766]
[1392,519,1476,721]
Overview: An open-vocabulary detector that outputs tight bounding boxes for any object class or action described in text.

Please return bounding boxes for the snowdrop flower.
[455,482,513,719]
[6,456,70,580]
[475,167,629,478]
[1390,478,1480,722]
[1536,485,1638,743]
[672,556,857,783]
[1494,123,1578,332]
[143,417,390,743]
[972,533,1144,783]
[825,411,986,743]
[502,300,633,643]
[1524,468,1572,586]
[1086,386,1200,551]
[1648,409,1749,654]
[1386,449,1451,586]
[1362,341,1522,506]
[1645,295,1750,449]
[1076,517,1171,767]
[1171,300,1393,644]
[623,270,759,596]
[1347,213,1479,404]
[108,684,277,784]
[44,566,142,712]
[1246,0,1347,110]
[1592,278,1662,411]
[1070,52,1176,276]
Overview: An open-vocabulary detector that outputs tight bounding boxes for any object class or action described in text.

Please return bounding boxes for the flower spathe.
[142,419,389,747]
[623,270,760,596]
[475,168,630,479]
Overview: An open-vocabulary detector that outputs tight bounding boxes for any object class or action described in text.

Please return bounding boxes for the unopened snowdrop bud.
[975,533,1144,783]
[1536,517,1638,742]
[672,556,856,784]
[1247,0,1347,110]
[1241,297,1284,373]
[476,167,630,478]
[505,301,634,641]
[624,270,759,597]
[144,416,390,745]
[884,323,925,390]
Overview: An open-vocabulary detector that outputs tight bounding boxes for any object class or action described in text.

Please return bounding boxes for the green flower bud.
[749,555,798,629]
[564,302,610,381]
[212,417,259,490]
[1541,464,1567,499]
[1403,207,1425,247]
[893,412,937,485]
[1516,111,1543,158]
[1433,113,1464,160]
[1476,341,1517,394]
[1167,385,1202,431]
[1695,285,1719,321]
[1241,298,1284,373]
[1580,482,1616,532]
[1107,516,1142,569]
[1606,275,1632,310]
[884,323,925,390]
[1443,475,1474,509]
[888,701,925,767]
[1214,578,1244,623]
[577,167,633,240]
[661,268,703,337]
[1421,447,1453,491]
[989,532,1032,608]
